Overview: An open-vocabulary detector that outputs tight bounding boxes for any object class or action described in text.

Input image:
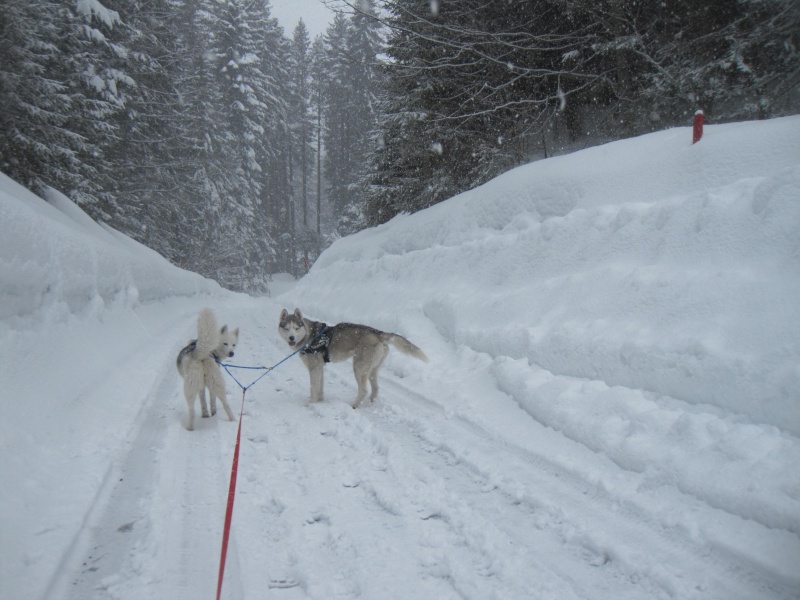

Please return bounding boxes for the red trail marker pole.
[693,109,704,144]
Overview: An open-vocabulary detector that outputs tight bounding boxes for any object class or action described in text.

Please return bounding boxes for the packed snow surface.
[1,116,799,600]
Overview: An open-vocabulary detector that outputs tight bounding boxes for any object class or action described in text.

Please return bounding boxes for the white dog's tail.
[387,334,428,362]
[195,308,221,359]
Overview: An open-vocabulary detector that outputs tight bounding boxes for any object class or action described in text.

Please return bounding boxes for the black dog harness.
[300,324,331,363]
[182,339,221,361]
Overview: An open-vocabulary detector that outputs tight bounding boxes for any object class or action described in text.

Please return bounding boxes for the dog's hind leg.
[199,388,210,418]
[182,374,200,430]
[352,372,368,408]
[352,349,378,408]
[368,344,389,402]
[185,392,196,431]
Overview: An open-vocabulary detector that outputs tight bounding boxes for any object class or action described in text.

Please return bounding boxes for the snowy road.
[51,301,798,600]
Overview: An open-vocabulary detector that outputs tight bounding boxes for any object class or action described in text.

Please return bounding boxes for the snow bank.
[0,173,220,324]
[0,174,229,600]
[290,117,800,435]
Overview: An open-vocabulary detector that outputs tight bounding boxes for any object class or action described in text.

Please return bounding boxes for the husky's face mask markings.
[279,312,307,348]
[278,308,428,408]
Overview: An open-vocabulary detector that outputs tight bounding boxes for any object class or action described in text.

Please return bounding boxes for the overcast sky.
[270,0,336,39]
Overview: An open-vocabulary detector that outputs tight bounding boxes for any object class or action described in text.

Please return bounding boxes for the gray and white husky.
[279,308,428,408]
[176,308,239,430]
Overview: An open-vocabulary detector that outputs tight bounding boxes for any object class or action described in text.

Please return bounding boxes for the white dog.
[279,308,428,408]
[176,309,239,430]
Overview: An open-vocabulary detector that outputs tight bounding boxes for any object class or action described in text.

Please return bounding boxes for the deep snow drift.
[1,116,799,600]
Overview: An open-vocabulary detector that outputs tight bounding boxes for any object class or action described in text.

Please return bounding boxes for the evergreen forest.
[2,0,797,291]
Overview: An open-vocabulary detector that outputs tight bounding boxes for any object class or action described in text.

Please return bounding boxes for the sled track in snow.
[48,315,245,600]
[57,360,175,600]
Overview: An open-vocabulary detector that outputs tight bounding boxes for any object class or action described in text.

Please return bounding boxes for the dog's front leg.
[217,394,235,421]
[352,357,369,409]
[210,380,235,422]
[210,390,234,421]
[309,361,324,403]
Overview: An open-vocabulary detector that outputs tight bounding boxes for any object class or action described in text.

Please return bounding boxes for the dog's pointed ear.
[220,324,228,334]
[233,327,239,337]
[280,308,288,321]
[293,308,303,320]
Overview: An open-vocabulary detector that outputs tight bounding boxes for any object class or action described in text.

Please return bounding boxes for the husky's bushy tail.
[195,308,221,358]
[386,333,428,362]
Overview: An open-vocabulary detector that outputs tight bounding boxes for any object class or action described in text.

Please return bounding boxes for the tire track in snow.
[370,376,798,600]
[51,314,245,600]
[317,380,653,600]
[230,340,635,599]
[44,323,182,600]
[305,400,570,600]
[224,310,784,599]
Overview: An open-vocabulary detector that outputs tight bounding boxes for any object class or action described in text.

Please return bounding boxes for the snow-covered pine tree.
[320,13,353,234]
[322,3,383,236]
[96,0,188,262]
[289,20,313,230]
[362,0,459,225]
[363,0,600,225]
[200,0,282,290]
[254,10,292,277]
[0,1,82,196]
[288,20,324,272]
[339,0,384,234]
[309,36,327,240]
[156,0,235,282]
[0,0,132,212]
[559,0,800,135]
[633,0,800,125]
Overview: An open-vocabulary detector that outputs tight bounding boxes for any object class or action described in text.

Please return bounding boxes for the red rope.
[216,388,246,600]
